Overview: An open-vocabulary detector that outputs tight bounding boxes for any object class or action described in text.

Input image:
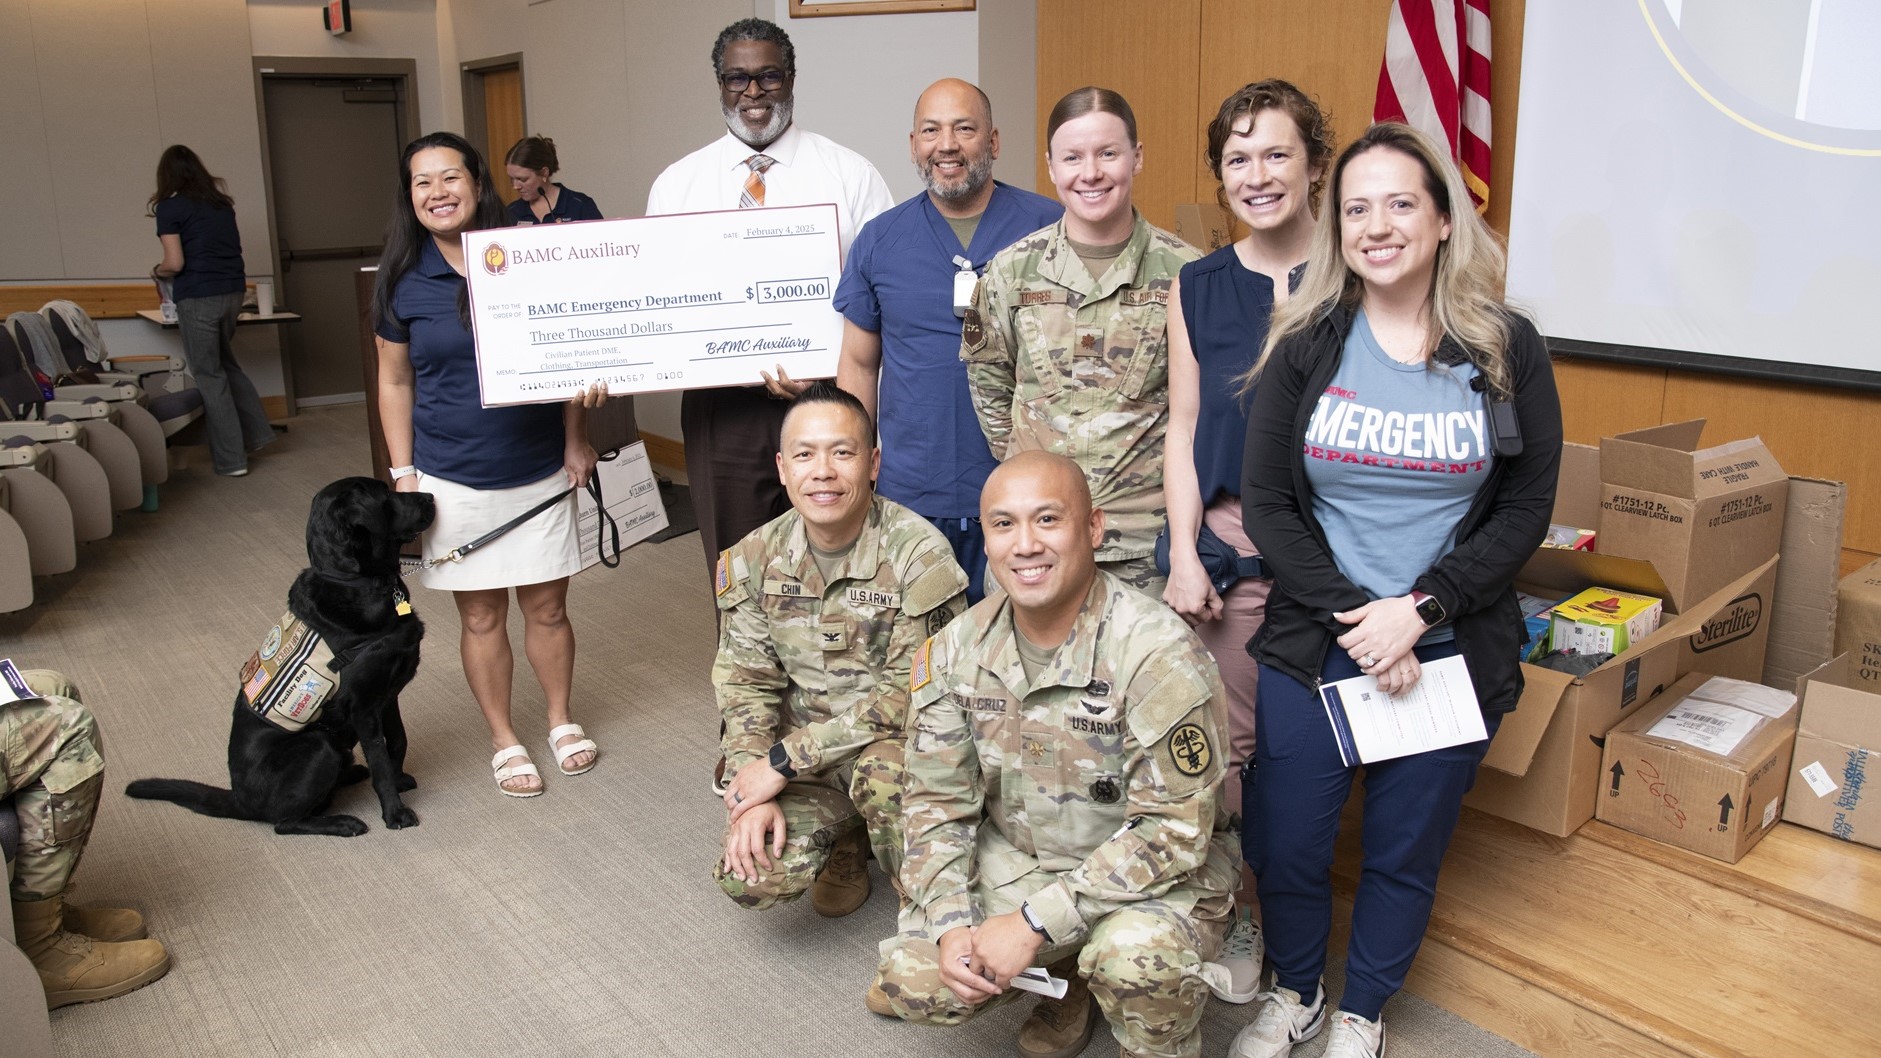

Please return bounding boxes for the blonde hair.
[1237,122,1513,397]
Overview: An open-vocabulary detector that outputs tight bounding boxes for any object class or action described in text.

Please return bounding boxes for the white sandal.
[491,745,543,797]
[548,723,599,776]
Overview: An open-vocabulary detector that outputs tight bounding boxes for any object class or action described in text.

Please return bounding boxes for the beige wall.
[247,0,445,133]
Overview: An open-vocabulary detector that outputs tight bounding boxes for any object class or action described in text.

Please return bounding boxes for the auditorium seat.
[0,335,117,543]
[0,326,141,514]
[34,304,171,492]
[41,299,202,447]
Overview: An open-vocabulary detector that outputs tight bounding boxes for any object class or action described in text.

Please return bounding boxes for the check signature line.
[530,323,785,346]
[692,348,828,362]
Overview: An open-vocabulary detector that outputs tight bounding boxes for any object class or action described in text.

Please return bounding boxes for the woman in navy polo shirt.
[372,132,605,798]
[503,136,603,226]
[149,145,276,477]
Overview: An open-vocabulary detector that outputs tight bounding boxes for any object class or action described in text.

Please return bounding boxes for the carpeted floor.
[3,404,1536,1058]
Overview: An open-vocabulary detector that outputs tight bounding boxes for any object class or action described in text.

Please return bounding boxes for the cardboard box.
[1550,587,1663,656]
[1834,557,1881,689]
[1465,547,1780,837]
[1759,477,1845,691]
[1783,654,1881,848]
[1598,420,1788,614]
[1597,672,1798,862]
[1173,203,1235,253]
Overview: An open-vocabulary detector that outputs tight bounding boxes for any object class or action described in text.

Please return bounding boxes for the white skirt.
[415,469,581,592]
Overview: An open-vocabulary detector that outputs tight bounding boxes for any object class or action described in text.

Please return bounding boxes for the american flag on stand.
[1374,0,1492,214]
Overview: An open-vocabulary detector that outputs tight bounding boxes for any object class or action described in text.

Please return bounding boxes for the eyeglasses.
[720,70,787,93]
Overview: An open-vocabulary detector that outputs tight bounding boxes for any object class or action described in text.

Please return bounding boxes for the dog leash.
[401,452,623,576]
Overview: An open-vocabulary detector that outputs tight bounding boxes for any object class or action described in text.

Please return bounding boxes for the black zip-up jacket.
[1239,303,1562,713]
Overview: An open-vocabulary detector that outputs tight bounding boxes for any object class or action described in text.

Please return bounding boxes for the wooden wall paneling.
[1195,0,1390,191]
[1483,0,1524,238]
[0,0,64,280]
[1661,374,1881,560]
[1035,0,1203,233]
[1550,358,1667,446]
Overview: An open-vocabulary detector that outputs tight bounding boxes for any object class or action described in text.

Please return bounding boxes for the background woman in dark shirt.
[149,145,275,477]
[503,136,603,225]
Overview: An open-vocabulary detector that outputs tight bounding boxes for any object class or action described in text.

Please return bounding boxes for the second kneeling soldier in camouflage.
[877,451,1238,1058]
[715,382,968,916]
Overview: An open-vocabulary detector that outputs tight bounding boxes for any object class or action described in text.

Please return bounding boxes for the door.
[478,65,525,204]
[261,77,405,405]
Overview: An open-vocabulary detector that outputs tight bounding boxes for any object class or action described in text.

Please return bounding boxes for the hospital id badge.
[953,256,977,318]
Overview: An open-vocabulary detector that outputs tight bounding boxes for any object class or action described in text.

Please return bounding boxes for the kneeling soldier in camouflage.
[715,381,968,921]
[876,451,1239,1058]
[7,666,171,1008]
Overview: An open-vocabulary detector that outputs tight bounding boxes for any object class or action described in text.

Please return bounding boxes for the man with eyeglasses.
[647,17,893,793]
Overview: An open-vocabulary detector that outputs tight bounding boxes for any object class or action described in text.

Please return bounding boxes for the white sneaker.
[1228,980,1326,1058]
[1323,1011,1386,1057]
[1201,911,1264,1003]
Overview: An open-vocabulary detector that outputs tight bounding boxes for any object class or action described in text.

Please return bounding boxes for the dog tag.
[395,598,413,616]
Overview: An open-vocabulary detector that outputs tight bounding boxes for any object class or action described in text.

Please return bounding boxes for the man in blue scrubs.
[835,79,1061,602]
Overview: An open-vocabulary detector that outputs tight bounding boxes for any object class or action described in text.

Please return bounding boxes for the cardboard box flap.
[1481,664,1575,776]
[1602,420,1708,497]
[1651,554,1781,642]
[1552,442,1601,529]
[1517,547,1673,608]
[1690,437,1789,492]
[1798,654,1881,738]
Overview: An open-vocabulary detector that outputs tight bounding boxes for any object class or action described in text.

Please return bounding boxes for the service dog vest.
[239,611,343,731]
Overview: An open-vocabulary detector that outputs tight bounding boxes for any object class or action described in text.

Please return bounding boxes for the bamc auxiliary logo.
[482,243,508,276]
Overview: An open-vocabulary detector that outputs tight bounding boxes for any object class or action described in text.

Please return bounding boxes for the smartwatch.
[389,465,418,480]
[1019,901,1052,941]
[1411,590,1446,627]
[767,742,798,781]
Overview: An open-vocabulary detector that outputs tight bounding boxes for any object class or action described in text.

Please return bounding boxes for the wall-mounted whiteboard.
[1506,0,1881,389]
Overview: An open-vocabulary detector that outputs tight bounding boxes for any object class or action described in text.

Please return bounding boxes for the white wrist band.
[389,465,417,480]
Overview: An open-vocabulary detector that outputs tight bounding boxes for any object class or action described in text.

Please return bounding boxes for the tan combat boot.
[810,825,871,918]
[59,886,148,942]
[1016,962,1097,1058]
[12,894,171,1009]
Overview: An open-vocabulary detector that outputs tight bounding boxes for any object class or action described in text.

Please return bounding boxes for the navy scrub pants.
[1244,641,1501,1021]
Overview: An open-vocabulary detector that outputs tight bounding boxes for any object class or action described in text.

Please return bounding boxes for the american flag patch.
[911,637,934,691]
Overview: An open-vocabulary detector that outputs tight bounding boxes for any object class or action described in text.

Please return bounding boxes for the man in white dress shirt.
[646,17,893,791]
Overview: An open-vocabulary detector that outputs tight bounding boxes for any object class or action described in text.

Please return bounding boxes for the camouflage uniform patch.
[959,217,1199,563]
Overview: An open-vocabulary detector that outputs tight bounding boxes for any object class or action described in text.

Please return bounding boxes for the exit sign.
[323,0,351,35]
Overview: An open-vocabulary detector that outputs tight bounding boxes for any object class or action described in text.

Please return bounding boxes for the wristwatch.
[1019,901,1052,941]
[1411,590,1447,627]
[389,465,418,480]
[767,742,798,781]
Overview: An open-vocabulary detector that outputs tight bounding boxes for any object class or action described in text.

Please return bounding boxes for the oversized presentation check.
[462,203,842,406]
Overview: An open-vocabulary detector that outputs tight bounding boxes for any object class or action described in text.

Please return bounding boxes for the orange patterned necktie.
[740,154,775,209]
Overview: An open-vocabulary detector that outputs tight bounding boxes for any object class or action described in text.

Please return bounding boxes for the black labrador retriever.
[128,477,434,836]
